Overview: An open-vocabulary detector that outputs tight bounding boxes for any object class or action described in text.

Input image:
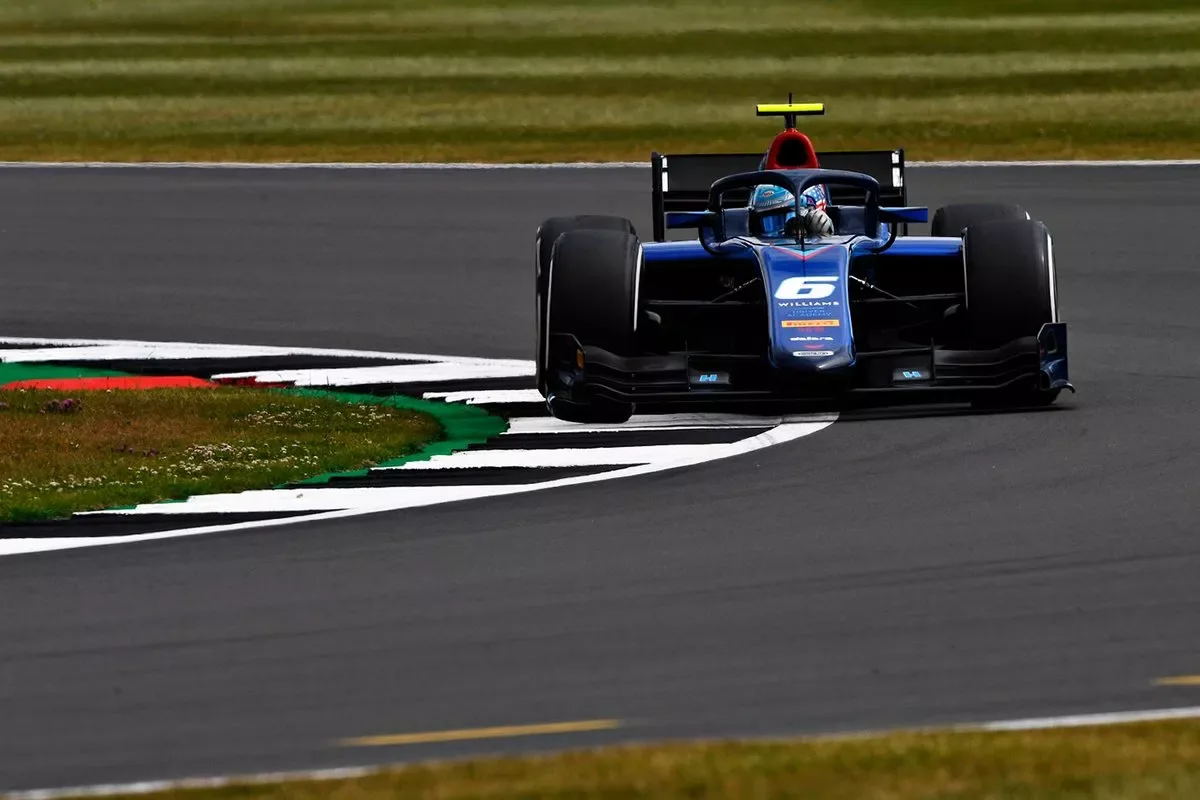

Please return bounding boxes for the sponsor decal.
[782,319,839,328]
[789,336,834,342]
[776,300,839,309]
[893,368,930,382]
[793,350,835,358]
[781,305,840,320]
[687,369,731,386]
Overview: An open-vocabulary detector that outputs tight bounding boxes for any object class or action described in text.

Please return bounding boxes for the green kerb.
[0,362,130,385]
[273,388,508,486]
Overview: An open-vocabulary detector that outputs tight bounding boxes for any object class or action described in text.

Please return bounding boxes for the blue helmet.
[749,185,796,237]
[750,183,830,237]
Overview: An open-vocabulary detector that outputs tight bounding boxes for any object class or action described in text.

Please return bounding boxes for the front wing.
[545,323,1072,411]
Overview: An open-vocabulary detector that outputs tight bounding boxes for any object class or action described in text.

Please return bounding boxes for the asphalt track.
[2,165,1200,790]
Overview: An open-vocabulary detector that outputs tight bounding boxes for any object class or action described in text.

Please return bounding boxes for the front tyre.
[535,215,637,395]
[542,228,641,424]
[962,218,1061,408]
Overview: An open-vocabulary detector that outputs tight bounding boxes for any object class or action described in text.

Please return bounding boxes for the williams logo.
[776,300,839,309]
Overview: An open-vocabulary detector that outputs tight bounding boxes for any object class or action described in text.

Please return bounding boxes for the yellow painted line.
[340,719,621,747]
[1154,675,1200,687]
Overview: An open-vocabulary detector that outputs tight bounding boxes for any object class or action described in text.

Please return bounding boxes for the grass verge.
[0,386,440,523]
[0,0,1198,161]
[65,719,1200,800]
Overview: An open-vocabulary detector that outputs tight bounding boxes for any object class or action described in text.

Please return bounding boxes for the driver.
[749,184,834,239]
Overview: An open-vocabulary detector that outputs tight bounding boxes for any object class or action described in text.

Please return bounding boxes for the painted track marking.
[1154,675,1200,687]
[340,719,621,748]
[10,705,1200,799]
[2,160,1200,169]
[964,706,1200,732]
[0,336,836,556]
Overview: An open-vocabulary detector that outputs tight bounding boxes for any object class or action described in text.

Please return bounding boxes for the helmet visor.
[757,209,794,237]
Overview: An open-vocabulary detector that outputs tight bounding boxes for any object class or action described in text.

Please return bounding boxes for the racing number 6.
[774,276,838,300]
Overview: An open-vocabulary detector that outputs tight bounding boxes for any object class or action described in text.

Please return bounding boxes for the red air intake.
[764,128,820,170]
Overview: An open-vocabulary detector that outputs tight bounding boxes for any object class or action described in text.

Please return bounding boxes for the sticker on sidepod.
[793,350,836,358]
[782,319,839,328]
[688,369,731,386]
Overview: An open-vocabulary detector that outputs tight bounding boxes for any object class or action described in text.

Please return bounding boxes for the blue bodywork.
[541,165,1072,416]
[647,234,963,376]
[655,165,964,381]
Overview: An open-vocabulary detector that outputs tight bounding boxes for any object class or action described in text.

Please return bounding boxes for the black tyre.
[931,202,1029,238]
[543,228,641,423]
[964,218,1056,347]
[963,218,1060,407]
[546,394,635,424]
[535,215,636,394]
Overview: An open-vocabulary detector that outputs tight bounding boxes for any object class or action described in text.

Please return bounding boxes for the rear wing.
[650,149,906,241]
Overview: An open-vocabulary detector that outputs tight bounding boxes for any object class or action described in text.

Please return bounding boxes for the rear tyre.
[931,202,1029,238]
[962,218,1060,408]
[535,215,636,394]
[543,228,641,424]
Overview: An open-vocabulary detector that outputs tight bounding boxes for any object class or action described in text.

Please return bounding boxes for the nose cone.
[764,244,855,373]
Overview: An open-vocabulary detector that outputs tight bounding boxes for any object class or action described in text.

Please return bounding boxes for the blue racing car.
[535,101,1072,423]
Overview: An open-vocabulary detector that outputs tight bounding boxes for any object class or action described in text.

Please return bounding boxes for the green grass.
[71,719,1200,800]
[0,386,440,522]
[0,0,1198,161]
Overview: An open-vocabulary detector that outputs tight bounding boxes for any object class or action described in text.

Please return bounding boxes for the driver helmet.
[749,184,831,237]
[749,185,795,237]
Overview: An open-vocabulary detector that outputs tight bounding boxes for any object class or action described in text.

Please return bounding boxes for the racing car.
[534,101,1072,423]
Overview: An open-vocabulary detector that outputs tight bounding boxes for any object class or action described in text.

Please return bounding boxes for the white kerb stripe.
[967,705,1200,732]
[1,418,836,555]
[0,336,532,368]
[388,445,711,469]
[503,413,787,435]
[12,703,1200,800]
[424,388,544,405]
[211,361,534,387]
[4,766,378,800]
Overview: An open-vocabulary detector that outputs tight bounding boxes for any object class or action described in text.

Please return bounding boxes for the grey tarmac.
[0,164,1199,791]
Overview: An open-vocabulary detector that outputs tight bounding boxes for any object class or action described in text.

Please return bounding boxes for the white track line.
[80,422,828,519]
[0,348,835,553]
[10,704,1200,800]
[83,483,592,515]
[424,388,545,405]
[910,160,1200,168]
[4,767,379,800]
[211,361,535,387]
[502,413,784,435]
[0,161,649,170]
[389,445,703,470]
[0,160,1198,170]
[0,336,530,369]
[961,705,1200,732]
